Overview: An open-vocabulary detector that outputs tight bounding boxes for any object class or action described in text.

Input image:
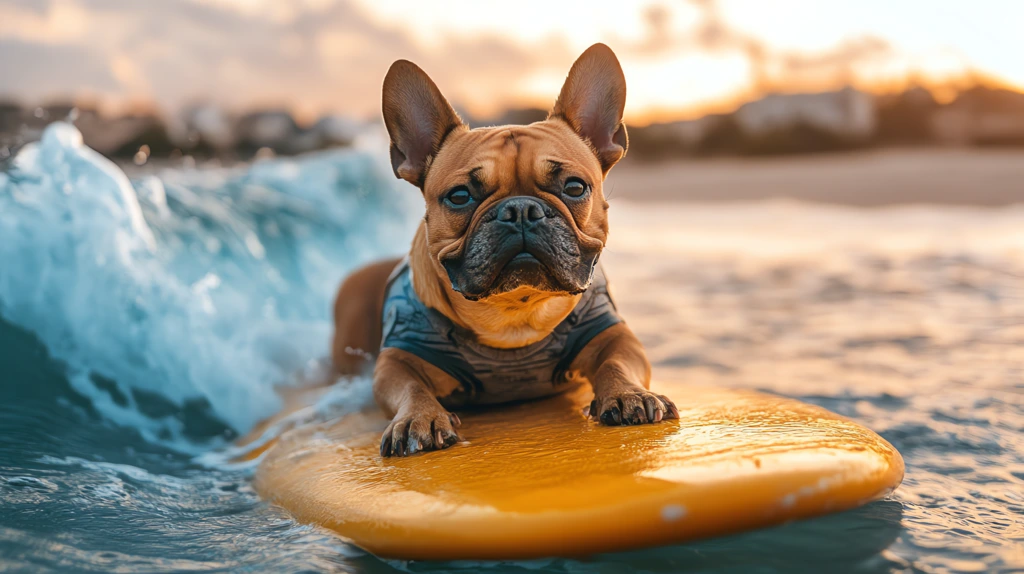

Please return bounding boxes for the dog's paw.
[380,408,462,457]
[587,390,679,426]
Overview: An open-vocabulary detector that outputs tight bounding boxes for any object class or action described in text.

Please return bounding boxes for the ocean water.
[0,123,1021,573]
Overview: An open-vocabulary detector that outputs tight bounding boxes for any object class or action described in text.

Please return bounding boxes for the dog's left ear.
[549,43,628,174]
[382,60,466,188]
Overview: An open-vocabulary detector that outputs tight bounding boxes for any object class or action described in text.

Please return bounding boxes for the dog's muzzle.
[443,196,597,299]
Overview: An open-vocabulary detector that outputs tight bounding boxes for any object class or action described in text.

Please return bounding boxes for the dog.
[331,43,678,457]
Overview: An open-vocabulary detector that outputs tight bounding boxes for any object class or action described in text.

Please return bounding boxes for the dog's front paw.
[380,407,462,457]
[587,389,679,426]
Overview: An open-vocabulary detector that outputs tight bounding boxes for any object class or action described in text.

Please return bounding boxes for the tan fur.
[328,44,673,457]
[330,257,402,374]
[407,119,608,347]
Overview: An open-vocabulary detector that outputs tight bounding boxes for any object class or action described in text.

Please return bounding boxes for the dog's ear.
[549,43,628,173]
[382,60,465,188]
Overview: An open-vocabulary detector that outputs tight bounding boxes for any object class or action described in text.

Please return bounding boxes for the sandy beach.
[608,148,1024,207]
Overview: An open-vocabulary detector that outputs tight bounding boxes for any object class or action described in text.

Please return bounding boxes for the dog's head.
[383,44,627,301]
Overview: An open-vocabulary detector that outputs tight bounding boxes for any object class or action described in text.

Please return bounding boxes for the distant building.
[932,87,1024,146]
[874,87,940,145]
[312,115,359,148]
[735,87,876,141]
[169,105,237,154]
[234,110,359,156]
[235,110,301,154]
[626,116,722,160]
[646,117,719,147]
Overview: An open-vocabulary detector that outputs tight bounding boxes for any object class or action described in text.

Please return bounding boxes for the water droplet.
[661,504,687,522]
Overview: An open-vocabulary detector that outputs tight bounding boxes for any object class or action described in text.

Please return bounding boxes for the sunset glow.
[1,0,1021,123]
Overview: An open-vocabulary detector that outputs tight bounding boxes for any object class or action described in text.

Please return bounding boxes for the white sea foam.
[0,122,419,449]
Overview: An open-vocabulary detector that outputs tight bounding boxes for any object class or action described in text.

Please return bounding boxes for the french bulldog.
[331,43,678,457]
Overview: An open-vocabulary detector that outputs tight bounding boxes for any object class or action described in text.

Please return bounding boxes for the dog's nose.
[496,197,546,225]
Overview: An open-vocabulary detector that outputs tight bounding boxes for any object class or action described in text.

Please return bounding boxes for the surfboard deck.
[254,382,903,560]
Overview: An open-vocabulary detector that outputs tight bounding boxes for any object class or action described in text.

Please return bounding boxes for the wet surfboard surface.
[254,382,904,560]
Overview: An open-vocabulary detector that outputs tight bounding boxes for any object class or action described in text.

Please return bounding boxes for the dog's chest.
[380,260,621,406]
[441,328,585,405]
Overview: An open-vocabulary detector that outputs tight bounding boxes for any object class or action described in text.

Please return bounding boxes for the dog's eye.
[563,178,589,199]
[444,186,474,207]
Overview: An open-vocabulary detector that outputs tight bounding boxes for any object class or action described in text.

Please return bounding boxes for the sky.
[0,0,1022,124]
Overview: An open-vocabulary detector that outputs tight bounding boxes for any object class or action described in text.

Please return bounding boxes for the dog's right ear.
[549,43,628,174]
[382,60,465,188]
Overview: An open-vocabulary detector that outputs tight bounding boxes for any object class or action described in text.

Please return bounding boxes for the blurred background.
[1,2,1022,573]
[3,0,1024,195]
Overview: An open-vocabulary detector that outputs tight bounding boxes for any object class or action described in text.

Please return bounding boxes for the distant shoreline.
[607,148,1024,207]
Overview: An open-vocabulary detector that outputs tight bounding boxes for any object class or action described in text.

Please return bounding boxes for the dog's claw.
[643,396,658,422]
[600,405,622,425]
[381,409,461,458]
[592,390,676,427]
[632,407,646,425]
[660,394,680,419]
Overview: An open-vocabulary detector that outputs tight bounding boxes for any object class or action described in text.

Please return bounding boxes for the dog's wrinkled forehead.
[424,121,603,201]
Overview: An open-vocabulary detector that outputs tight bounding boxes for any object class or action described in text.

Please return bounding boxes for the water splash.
[0,122,418,448]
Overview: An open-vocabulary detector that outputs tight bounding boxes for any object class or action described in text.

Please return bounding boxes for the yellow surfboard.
[254,382,903,560]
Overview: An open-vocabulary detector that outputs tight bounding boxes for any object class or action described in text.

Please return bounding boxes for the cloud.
[0,0,572,119]
[0,0,967,122]
[614,0,895,95]
[0,38,120,98]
